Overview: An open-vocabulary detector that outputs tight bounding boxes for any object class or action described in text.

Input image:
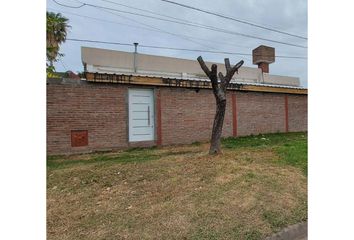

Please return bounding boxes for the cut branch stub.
[210,64,218,84]
[218,72,225,82]
[197,56,211,78]
[198,56,219,96]
[224,58,231,72]
[226,60,244,81]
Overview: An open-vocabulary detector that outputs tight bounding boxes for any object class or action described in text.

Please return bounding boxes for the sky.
[47,0,308,87]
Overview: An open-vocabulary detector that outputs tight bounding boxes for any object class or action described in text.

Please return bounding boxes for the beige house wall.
[82,46,300,86]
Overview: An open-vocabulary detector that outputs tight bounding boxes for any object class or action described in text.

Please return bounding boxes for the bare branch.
[232,60,244,72]
[197,56,220,97]
[228,60,244,77]
[224,58,231,72]
[197,56,211,78]
[224,60,244,84]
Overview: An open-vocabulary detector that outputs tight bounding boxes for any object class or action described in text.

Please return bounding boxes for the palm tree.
[46,12,70,68]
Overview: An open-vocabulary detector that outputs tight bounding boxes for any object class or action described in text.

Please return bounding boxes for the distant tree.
[46,11,70,73]
[197,56,243,155]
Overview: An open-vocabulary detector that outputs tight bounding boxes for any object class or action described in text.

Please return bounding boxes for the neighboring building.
[47,45,307,155]
[81,45,301,87]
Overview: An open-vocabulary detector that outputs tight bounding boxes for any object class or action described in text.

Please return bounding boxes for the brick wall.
[47,79,307,155]
[159,87,233,146]
[236,92,286,136]
[47,80,128,154]
[288,94,308,132]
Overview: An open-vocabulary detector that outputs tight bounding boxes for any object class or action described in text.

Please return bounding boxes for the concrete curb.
[265,222,307,240]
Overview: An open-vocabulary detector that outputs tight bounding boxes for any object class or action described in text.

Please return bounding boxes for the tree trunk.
[209,98,226,154]
[197,56,244,155]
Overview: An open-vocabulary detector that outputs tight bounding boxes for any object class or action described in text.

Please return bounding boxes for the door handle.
[147,106,150,126]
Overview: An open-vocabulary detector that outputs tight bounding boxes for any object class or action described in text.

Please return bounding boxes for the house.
[47,45,307,155]
[82,45,301,87]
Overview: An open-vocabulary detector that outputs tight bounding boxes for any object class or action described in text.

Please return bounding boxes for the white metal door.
[128,89,155,142]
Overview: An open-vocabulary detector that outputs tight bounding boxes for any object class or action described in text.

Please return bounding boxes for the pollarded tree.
[197,56,244,155]
[46,11,70,68]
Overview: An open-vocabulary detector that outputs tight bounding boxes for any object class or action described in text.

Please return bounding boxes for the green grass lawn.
[223,132,308,175]
[47,132,307,240]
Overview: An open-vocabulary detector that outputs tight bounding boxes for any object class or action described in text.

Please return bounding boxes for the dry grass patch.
[47,132,307,240]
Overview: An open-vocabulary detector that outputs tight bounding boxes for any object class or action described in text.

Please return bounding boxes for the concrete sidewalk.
[265,222,307,240]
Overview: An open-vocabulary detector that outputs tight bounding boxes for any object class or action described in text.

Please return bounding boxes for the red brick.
[47,80,307,155]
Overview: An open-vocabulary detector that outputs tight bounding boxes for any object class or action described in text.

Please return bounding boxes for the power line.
[97,0,228,49]
[66,38,307,59]
[82,1,307,48]
[161,0,307,40]
[99,0,197,23]
[51,0,85,8]
[92,6,251,50]
[67,38,132,46]
[50,1,215,49]
[95,0,277,50]
[98,0,239,36]
[99,8,216,50]
[48,7,253,51]
[47,8,173,33]
[52,0,307,49]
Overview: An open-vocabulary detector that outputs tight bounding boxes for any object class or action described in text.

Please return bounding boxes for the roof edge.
[84,72,307,95]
